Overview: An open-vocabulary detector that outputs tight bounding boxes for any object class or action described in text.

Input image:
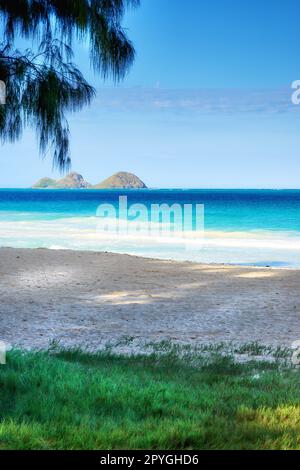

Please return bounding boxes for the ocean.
[1,188,300,267]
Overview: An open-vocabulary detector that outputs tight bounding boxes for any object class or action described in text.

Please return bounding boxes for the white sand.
[0,247,299,351]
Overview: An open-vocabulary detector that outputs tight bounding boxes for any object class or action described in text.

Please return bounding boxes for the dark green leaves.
[0,0,139,170]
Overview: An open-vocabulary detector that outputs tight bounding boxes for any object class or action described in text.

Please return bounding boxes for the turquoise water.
[1,189,300,267]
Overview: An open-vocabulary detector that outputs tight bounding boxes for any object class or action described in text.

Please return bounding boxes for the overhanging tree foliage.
[0,0,139,171]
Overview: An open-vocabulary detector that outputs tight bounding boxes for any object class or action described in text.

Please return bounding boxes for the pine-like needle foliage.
[0,0,139,171]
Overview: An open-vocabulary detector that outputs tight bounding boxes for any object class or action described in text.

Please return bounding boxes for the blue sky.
[1,0,300,188]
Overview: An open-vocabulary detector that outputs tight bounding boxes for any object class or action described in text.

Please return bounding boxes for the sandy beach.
[0,247,299,351]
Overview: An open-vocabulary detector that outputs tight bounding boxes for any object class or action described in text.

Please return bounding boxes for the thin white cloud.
[89,87,300,115]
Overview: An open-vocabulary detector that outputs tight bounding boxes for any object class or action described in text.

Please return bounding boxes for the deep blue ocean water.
[1,189,300,266]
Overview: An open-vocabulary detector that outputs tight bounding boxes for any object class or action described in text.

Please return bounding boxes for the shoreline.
[1,244,298,270]
[1,246,300,352]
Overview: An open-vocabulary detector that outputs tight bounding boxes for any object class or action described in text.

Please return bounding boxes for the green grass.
[0,344,299,450]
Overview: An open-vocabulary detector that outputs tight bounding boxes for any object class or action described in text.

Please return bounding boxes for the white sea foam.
[1,217,300,266]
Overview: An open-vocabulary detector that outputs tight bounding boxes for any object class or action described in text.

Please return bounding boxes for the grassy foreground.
[0,344,299,450]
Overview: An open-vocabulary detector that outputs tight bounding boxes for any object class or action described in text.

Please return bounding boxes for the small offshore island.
[32,171,147,189]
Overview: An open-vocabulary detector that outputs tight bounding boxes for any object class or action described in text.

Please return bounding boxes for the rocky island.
[92,172,147,189]
[32,172,90,189]
[32,171,147,189]
[32,177,57,189]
